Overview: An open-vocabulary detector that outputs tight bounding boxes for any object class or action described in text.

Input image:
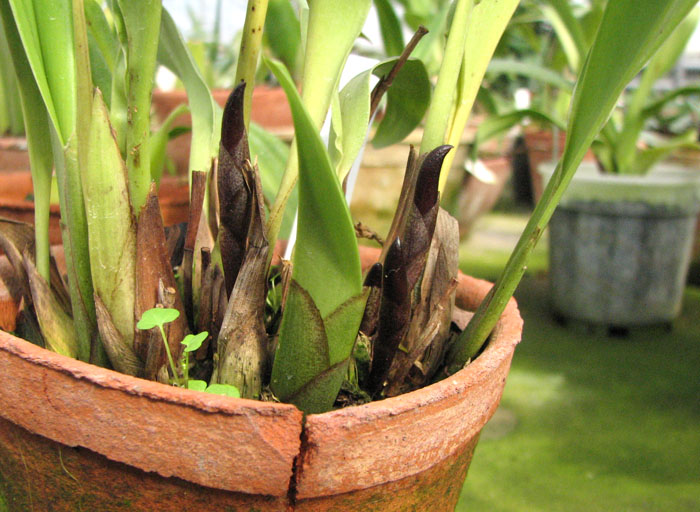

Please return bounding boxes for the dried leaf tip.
[414,145,452,214]
[221,82,247,154]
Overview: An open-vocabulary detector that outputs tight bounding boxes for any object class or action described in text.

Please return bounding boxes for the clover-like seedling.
[181,332,208,353]
[187,380,241,398]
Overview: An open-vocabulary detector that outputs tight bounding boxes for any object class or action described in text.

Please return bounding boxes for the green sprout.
[137,308,240,398]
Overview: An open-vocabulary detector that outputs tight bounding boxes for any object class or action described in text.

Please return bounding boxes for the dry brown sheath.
[217,82,253,296]
[182,170,207,326]
[367,238,410,396]
[359,262,383,337]
[135,185,187,373]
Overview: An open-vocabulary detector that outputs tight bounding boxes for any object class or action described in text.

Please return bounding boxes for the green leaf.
[205,383,241,398]
[158,8,219,175]
[265,0,302,79]
[268,59,367,412]
[372,58,431,149]
[448,0,700,371]
[84,90,136,348]
[181,332,208,353]
[374,0,405,57]
[487,58,573,92]
[267,59,363,318]
[299,0,371,127]
[136,307,180,330]
[187,380,207,392]
[434,0,520,192]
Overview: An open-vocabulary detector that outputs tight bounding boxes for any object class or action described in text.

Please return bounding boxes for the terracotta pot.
[455,156,512,237]
[0,171,191,246]
[0,136,30,173]
[0,246,522,511]
[152,86,294,176]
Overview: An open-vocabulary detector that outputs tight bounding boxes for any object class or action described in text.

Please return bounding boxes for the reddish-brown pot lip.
[0,247,522,499]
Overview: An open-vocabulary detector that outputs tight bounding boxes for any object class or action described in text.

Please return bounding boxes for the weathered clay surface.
[0,248,522,510]
[0,330,303,496]
[0,416,290,512]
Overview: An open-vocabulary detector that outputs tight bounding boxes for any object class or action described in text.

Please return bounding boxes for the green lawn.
[457,264,700,510]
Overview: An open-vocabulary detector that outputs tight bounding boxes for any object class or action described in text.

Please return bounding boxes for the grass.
[456,213,700,511]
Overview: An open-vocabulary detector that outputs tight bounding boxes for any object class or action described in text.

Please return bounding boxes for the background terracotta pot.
[0,171,190,246]
[0,136,30,173]
[0,247,522,511]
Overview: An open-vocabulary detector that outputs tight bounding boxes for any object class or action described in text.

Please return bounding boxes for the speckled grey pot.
[540,162,700,326]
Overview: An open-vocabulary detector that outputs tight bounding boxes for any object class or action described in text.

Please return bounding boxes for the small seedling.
[136,308,183,386]
[137,308,240,398]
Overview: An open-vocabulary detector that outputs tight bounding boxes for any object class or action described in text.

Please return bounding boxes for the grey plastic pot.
[539,161,700,326]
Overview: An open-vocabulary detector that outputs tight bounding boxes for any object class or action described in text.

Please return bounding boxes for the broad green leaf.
[85,89,136,348]
[268,59,363,318]
[435,0,520,192]
[271,281,331,404]
[372,59,430,148]
[269,59,366,413]
[300,0,371,127]
[117,0,162,214]
[182,332,208,353]
[136,307,180,330]
[158,8,219,176]
[205,383,241,398]
[374,0,405,57]
[448,0,700,371]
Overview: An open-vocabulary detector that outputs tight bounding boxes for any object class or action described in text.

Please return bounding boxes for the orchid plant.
[0,0,697,414]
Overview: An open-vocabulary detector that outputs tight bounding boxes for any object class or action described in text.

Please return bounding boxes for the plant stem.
[370,25,429,118]
[234,0,270,131]
[159,325,182,387]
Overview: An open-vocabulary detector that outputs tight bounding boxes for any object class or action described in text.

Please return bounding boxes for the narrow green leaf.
[0,3,52,280]
[374,0,405,57]
[435,0,520,192]
[265,0,302,79]
[448,0,700,372]
[158,8,219,176]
